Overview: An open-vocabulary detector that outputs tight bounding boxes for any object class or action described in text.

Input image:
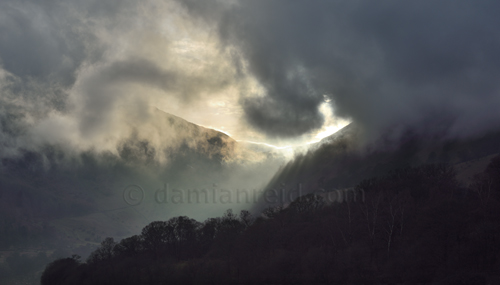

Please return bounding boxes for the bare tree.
[358,191,382,265]
[383,195,406,253]
[470,173,494,208]
[239,210,254,229]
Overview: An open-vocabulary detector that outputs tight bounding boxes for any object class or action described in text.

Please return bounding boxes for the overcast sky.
[1,0,499,157]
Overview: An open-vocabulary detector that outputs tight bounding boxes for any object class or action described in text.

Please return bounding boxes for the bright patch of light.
[314,125,344,140]
[198,125,232,137]
[236,140,293,150]
[306,102,350,144]
[306,140,320,145]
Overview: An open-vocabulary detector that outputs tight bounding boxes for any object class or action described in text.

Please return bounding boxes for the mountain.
[0,110,280,284]
[258,123,500,211]
[39,151,500,285]
[0,110,236,249]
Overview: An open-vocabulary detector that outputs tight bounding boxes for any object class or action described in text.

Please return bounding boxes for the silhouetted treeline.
[42,157,500,284]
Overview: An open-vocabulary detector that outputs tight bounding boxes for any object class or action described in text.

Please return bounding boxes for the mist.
[180,0,500,142]
[3,0,499,157]
[3,1,500,283]
[0,0,499,226]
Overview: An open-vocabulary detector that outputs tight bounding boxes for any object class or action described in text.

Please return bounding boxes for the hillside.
[262,123,500,204]
[0,110,278,284]
[40,155,500,284]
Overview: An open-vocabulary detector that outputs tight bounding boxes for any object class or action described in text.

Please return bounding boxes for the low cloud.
[0,0,243,161]
[2,0,500,162]
[181,0,500,141]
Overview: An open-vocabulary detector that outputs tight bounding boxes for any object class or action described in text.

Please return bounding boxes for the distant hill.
[0,109,280,284]
[260,123,500,210]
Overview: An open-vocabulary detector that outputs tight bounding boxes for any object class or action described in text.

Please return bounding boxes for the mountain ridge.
[260,123,500,211]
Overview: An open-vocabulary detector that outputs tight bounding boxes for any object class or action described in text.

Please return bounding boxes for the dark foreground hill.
[41,155,500,284]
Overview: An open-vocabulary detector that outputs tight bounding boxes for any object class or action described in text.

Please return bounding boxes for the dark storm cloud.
[240,82,324,138]
[0,0,131,141]
[180,0,500,140]
[0,0,105,85]
[2,0,500,151]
